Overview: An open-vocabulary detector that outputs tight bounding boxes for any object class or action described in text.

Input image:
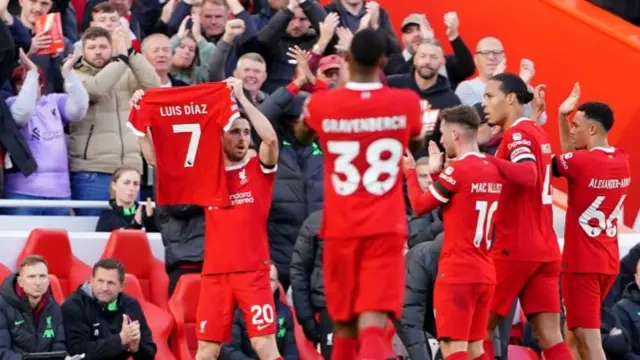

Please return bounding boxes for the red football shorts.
[323,234,405,322]
[562,272,616,330]
[434,281,495,341]
[196,270,276,343]
[492,260,561,317]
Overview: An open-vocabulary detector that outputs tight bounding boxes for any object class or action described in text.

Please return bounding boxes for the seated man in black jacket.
[61,259,156,360]
[0,255,75,359]
[220,263,298,359]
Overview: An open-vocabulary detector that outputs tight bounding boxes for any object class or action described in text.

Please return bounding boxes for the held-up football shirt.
[493,117,561,262]
[127,83,240,207]
[202,157,276,274]
[552,147,630,274]
[303,82,422,239]
[407,153,502,284]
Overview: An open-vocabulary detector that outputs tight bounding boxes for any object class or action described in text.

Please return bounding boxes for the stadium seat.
[17,229,92,296]
[168,274,201,360]
[122,274,175,360]
[49,274,65,304]
[101,230,169,310]
[508,345,540,360]
[290,306,323,360]
[0,263,11,283]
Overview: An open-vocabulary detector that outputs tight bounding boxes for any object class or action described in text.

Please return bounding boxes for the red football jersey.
[493,118,561,262]
[553,147,630,274]
[303,82,423,239]
[430,153,501,284]
[127,83,239,207]
[202,157,276,274]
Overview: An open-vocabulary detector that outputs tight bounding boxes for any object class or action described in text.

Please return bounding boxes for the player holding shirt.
[130,79,284,360]
[302,29,423,360]
[482,73,572,360]
[403,105,502,360]
[553,83,630,360]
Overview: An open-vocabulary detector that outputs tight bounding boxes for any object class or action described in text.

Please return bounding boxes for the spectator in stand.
[170,14,215,84]
[0,255,74,358]
[62,259,157,360]
[395,237,443,360]
[70,26,160,216]
[95,166,157,232]
[220,263,298,360]
[315,55,342,88]
[608,242,640,306]
[253,0,287,30]
[473,102,501,155]
[600,305,631,359]
[6,0,70,96]
[141,33,188,87]
[156,203,205,295]
[290,210,334,358]
[406,157,443,249]
[167,0,229,43]
[255,0,326,93]
[81,0,161,44]
[613,258,640,357]
[324,0,399,55]
[0,10,37,196]
[385,13,474,90]
[90,2,122,34]
[387,39,461,155]
[258,51,324,290]
[3,49,88,216]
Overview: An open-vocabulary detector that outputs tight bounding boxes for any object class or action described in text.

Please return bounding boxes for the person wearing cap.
[317,54,342,88]
[385,12,475,90]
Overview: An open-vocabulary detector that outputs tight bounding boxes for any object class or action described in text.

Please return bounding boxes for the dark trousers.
[168,266,202,295]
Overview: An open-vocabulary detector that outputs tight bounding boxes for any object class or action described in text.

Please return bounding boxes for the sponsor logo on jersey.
[559,155,569,170]
[563,152,573,160]
[230,191,254,205]
[507,139,532,150]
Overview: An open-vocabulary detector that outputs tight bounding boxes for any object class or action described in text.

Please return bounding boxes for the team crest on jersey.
[563,153,573,160]
[444,166,454,175]
[239,168,248,185]
[512,132,522,141]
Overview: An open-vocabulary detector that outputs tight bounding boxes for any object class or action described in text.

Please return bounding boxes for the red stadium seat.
[290,306,323,360]
[168,274,201,360]
[122,274,175,360]
[0,263,11,283]
[49,274,65,304]
[17,229,92,296]
[508,345,540,360]
[101,230,169,310]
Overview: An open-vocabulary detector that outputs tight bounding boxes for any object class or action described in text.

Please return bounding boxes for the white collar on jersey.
[226,158,250,171]
[591,146,615,153]
[345,82,384,91]
[458,152,486,160]
[512,117,534,127]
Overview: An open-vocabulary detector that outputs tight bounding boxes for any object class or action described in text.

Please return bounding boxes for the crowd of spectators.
[0,0,639,358]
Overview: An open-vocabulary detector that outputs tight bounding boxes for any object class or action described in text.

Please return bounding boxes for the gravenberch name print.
[159,103,209,117]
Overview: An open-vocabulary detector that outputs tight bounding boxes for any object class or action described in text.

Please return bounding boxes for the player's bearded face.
[223,120,251,162]
[482,80,508,127]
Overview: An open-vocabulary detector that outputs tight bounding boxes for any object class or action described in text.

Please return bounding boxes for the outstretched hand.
[558,82,581,116]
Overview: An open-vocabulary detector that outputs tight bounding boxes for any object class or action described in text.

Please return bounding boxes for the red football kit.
[303,82,422,321]
[552,147,630,329]
[127,83,239,206]
[197,157,277,342]
[406,152,501,341]
[491,118,562,317]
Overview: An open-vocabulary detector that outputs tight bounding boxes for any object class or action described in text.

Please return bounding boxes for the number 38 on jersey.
[327,138,404,196]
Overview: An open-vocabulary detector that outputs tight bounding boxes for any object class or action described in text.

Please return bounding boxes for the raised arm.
[229,77,278,166]
[558,82,580,153]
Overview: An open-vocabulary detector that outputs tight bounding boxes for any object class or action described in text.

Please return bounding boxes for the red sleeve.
[406,93,422,138]
[312,78,330,92]
[503,129,536,163]
[487,155,537,187]
[301,95,320,132]
[406,165,456,215]
[126,101,148,137]
[552,152,580,180]
[216,87,241,132]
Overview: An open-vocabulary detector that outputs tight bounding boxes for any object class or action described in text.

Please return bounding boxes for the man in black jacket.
[62,259,156,360]
[290,210,334,358]
[613,258,640,358]
[220,264,298,360]
[0,255,71,359]
[156,205,205,295]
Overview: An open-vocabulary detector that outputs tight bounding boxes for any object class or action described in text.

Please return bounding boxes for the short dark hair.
[92,2,117,16]
[440,105,481,130]
[577,101,614,132]
[93,258,125,284]
[490,73,534,105]
[82,26,112,44]
[19,255,48,271]
[349,28,385,68]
